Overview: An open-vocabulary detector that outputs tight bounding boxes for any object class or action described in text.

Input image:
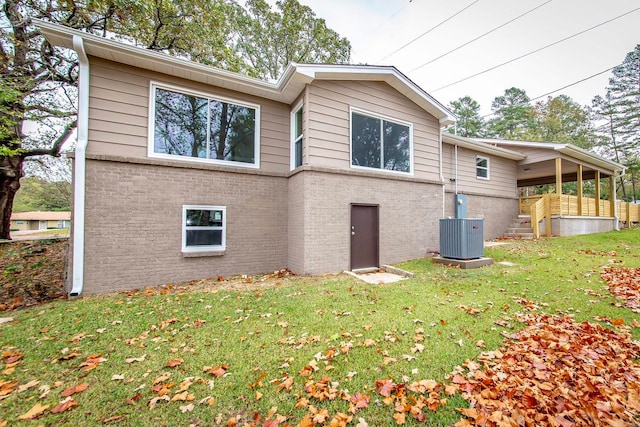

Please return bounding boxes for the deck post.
[555,158,562,195]
[595,171,601,217]
[576,164,583,216]
[544,194,551,236]
[609,174,617,219]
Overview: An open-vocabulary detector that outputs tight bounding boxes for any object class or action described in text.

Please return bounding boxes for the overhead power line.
[409,0,553,73]
[430,6,640,93]
[480,65,618,119]
[376,0,480,64]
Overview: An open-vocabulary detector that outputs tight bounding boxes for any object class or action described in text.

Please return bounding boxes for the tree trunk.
[0,156,23,240]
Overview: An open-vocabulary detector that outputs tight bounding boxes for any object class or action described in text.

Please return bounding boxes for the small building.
[10,211,71,231]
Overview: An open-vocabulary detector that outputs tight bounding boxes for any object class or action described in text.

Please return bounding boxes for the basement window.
[182,206,226,253]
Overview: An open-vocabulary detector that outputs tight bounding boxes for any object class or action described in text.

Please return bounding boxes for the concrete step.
[506,227,534,234]
[503,232,534,239]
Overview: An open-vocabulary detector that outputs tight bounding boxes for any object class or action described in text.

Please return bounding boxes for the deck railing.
[519,194,639,238]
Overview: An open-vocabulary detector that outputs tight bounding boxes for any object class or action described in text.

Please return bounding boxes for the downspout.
[69,35,89,297]
[454,144,459,195]
[439,126,445,217]
[613,172,619,231]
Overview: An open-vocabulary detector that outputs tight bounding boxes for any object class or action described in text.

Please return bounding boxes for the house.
[10,211,71,231]
[37,21,632,296]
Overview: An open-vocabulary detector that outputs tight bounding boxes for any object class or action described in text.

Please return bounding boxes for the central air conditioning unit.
[439,218,484,260]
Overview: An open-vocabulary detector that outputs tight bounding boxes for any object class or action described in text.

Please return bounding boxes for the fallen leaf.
[61,382,89,397]
[179,403,195,413]
[165,359,183,368]
[148,395,170,409]
[125,355,146,363]
[17,380,40,393]
[204,364,228,378]
[51,397,78,413]
[18,403,49,420]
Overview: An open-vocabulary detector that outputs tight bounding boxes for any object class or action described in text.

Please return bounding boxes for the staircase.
[503,216,534,239]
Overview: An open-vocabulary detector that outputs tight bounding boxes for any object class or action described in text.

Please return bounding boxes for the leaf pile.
[601,267,640,312]
[451,314,640,426]
[0,239,67,310]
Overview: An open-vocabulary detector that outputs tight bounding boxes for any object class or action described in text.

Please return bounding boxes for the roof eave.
[442,133,526,160]
[37,21,455,123]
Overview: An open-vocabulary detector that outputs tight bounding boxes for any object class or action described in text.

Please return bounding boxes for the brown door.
[350,204,379,270]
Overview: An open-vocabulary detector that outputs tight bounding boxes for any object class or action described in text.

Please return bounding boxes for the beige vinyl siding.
[517,147,560,164]
[306,80,441,180]
[442,144,517,198]
[87,57,290,173]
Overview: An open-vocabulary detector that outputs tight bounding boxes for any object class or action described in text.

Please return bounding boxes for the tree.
[235,0,351,80]
[527,95,595,148]
[486,87,535,139]
[592,44,640,201]
[12,177,71,212]
[0,0,351,239]
[446,96,485,137]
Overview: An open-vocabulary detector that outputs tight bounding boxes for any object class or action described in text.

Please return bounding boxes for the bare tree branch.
[21,119,77,158]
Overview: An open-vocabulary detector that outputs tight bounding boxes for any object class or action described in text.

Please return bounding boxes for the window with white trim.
[291,104,303,169]
[151,84,259,167]
[476,156,490,179]
[350,109,412,173]
[182,206,226,252]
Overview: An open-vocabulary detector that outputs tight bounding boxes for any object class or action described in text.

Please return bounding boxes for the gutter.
[69,35,89,297]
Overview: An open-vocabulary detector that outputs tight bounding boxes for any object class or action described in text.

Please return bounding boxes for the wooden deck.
[519,194,639,238]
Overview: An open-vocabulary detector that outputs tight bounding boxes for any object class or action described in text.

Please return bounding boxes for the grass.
[1,228,639,426]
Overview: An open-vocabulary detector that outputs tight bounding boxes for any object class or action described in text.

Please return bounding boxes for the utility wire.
[351,0,413,64]
[409,0,553,73]
[376,0,480,64]
[430,6,640,93]
[480,65,618,119]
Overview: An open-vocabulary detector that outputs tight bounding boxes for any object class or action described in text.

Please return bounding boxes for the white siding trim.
[182,205,227,253]
[349,106,414,176]
[148,81,261,170]
[290,100,304,171]
[476,156,490,180]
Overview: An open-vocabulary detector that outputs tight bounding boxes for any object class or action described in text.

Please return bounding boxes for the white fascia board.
[557,146,626,174]
[478,138,625,174]
[443,133,526,160]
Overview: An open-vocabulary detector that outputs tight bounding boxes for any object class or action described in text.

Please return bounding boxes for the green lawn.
[1,228,639,426]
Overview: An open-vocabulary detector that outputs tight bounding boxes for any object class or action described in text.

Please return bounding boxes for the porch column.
[555,158,562,194]
[576,164,583,216]
[594,171,601,216]
[609,173,616,218]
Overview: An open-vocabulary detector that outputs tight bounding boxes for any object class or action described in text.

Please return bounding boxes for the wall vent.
[439,218,484,260]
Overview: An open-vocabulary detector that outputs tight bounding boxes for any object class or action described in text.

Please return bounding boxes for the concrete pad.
[0,317,14,326]
[484,241,510,247]
[498,261,516,267]
[346,270,407,284]
[432,257,494,269]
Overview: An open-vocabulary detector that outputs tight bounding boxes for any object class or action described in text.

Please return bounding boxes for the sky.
[294,0,640,117]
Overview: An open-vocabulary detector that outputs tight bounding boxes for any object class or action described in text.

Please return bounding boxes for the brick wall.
[81,159,288,294]
[295,169,443,275]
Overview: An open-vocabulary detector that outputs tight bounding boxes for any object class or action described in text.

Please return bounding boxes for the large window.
[350,109,412,174]
[151,84,259,167]
[476,156,490,179]
[291,103,303,169]
[182,206,226,252]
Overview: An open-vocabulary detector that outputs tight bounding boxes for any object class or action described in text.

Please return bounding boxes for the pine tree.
[486,87,535,139]
[445,96,485,137]
[592,44,640,201]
